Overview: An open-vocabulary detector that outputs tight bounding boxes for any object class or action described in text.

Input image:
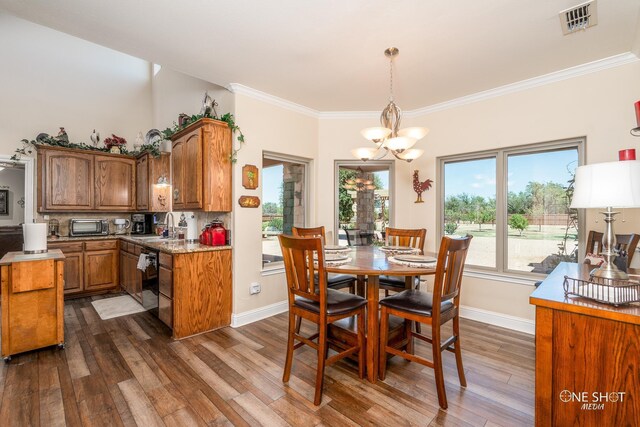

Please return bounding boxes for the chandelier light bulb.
[351,147,377,161]
[361,127,392,142]
[384,136,416,152]
[397,148,424,162]
[398,127,429,141]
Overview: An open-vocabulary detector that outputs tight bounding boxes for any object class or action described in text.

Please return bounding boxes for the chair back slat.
[433,235,472,311]
[586,230,640,267]
[279,235,327,305]
[292,226,326,242]
[385,227,426,252]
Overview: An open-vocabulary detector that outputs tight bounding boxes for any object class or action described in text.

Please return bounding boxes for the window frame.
[334,160,395,245]
[261,151,311,273]
[436,137,585,281]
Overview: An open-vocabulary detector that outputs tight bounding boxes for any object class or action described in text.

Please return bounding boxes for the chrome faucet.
[165,212,175,239]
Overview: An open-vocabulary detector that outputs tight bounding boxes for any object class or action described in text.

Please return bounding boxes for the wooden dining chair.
[279,234,366,405]
[585,230,639,267]
[379,234,472,410]
[292,226,357,293]
[379,227,427,295]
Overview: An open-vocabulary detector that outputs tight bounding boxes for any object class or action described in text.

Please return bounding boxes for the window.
[335,161,394,246]
[262,153,309,270]
[439,139,584,276]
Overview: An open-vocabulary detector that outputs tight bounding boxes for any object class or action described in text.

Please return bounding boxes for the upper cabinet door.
[170,119,231,212]
[136,155,149,211]
[94,155,136,211]
[150,153,171,212]
[41,150,94,211]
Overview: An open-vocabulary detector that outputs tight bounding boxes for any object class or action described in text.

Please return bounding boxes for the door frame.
[0,154,34,225]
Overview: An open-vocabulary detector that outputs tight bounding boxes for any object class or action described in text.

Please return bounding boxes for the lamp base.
[590,265,629,281]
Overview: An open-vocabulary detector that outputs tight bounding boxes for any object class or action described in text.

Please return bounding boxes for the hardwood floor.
[0,295,535,426]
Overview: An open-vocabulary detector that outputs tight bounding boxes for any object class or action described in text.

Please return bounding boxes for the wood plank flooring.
[0,295,535,426]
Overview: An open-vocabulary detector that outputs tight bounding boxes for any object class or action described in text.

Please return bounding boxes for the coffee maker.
[131,213,154,235]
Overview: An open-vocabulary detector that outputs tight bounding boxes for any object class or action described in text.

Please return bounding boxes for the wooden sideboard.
[530,263,640,426]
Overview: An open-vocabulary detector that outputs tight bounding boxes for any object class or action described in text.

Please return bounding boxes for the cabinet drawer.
[159,266,172,298]
[159,294,172,328]
[49,241,84,253]
[85,240,118,251]
[159,252,172,269]
[134,244,142,256]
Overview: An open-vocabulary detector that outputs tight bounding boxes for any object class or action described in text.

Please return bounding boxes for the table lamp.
[570,160,640,280]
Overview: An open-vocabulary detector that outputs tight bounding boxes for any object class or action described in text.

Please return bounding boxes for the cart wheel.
[3,356,11,363]
[57,343,65,350]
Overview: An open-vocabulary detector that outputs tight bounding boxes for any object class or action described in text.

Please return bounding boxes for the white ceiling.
[1,0,639,111]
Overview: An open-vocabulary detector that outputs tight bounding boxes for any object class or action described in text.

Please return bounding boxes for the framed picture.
[0,190,7,215]
[242,164,259,190]
[238,196,261,208]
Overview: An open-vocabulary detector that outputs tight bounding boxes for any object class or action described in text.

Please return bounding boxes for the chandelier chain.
[389,56,394,102]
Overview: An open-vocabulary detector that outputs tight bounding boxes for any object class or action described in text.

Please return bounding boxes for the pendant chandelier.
[352,47,428,163]
[343,168,376,192]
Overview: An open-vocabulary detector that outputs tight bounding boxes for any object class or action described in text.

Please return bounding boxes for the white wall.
[151,67,234,130]
[232,93,318,317]
[0,167,25,226]
[0,14,153,155]
[319,60,640,321]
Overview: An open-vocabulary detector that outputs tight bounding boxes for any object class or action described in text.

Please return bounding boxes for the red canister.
[210,221,227,246]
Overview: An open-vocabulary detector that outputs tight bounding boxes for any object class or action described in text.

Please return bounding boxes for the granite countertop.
[48,234,232,254]
[0,249,65,265]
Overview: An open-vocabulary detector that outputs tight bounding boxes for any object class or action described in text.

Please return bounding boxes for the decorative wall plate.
[242,164,259,189]
[238,196,260,208]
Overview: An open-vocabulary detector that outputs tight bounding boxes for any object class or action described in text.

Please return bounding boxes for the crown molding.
[226,83,319,118]
[229,52,639,120]
[404,52,639,118]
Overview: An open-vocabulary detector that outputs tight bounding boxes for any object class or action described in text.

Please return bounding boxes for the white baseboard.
[231,300,535,335]
[459,305,535,335]
[231,300,289,328]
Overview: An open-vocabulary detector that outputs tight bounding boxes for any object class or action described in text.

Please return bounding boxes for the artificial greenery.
[161,112,245,162]
[11,131,161,161]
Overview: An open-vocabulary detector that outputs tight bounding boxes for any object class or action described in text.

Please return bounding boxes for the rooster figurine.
[413,170,433,203]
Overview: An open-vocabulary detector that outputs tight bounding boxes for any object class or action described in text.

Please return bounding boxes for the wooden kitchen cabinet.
[1,250,65,360]
[136,152,170,212]
[119,242,142,303]
[49,239,119,297]
[37,146,137,212]
[158,252,173,328]
[38,148,94,211]
[94,155,136,211]
[171,118,232,212]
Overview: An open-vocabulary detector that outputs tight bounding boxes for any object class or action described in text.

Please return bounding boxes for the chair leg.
[404,319,414,355]
[357,309,366,379]
[431,326,448,409]
[378,306,390,380]
[384,289,389,297]
[415,322,422,334]
[314,323,327,405]
[453,315,467,387]
[295,316,302,334]
[283,311,296,383]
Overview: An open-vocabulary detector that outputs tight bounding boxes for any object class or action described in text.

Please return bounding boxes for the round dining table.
[325,246,437,382]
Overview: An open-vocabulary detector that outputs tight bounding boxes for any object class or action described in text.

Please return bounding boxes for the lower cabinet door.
[158,294,172,328]
[62,252,84,295]
[84,249,118,291]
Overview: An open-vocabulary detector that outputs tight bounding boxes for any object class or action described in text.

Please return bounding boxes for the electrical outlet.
[43,215,50,220]
[250,282,261,295]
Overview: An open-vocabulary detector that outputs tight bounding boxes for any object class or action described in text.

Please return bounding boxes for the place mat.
[324,245,351,254]
[379,245,421,255]
[388,256,436,269]
[394,255,437,263]
[314,253,349,262]
[315,257,353,267]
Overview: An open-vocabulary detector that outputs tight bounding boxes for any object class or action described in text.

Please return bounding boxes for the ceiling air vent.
[559,0,598,35]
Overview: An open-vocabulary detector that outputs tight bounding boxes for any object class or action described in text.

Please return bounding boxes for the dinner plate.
[394,255,437,263]
[380,245,414,251]
[325,245,349,251]
[145,129,164,145]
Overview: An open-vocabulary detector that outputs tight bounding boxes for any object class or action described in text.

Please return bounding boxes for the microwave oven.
[69,219,109,237]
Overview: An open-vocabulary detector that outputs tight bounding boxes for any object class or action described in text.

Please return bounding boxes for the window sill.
[463,268,541,287]
[261,266,285,276]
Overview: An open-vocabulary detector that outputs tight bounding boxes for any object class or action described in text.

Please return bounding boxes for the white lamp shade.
[397,148,424,161]
[360,127,392,141]
[384,136,416,151]
[351,147,378,160]
[571,160,640,208]
[398,127,429,141]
